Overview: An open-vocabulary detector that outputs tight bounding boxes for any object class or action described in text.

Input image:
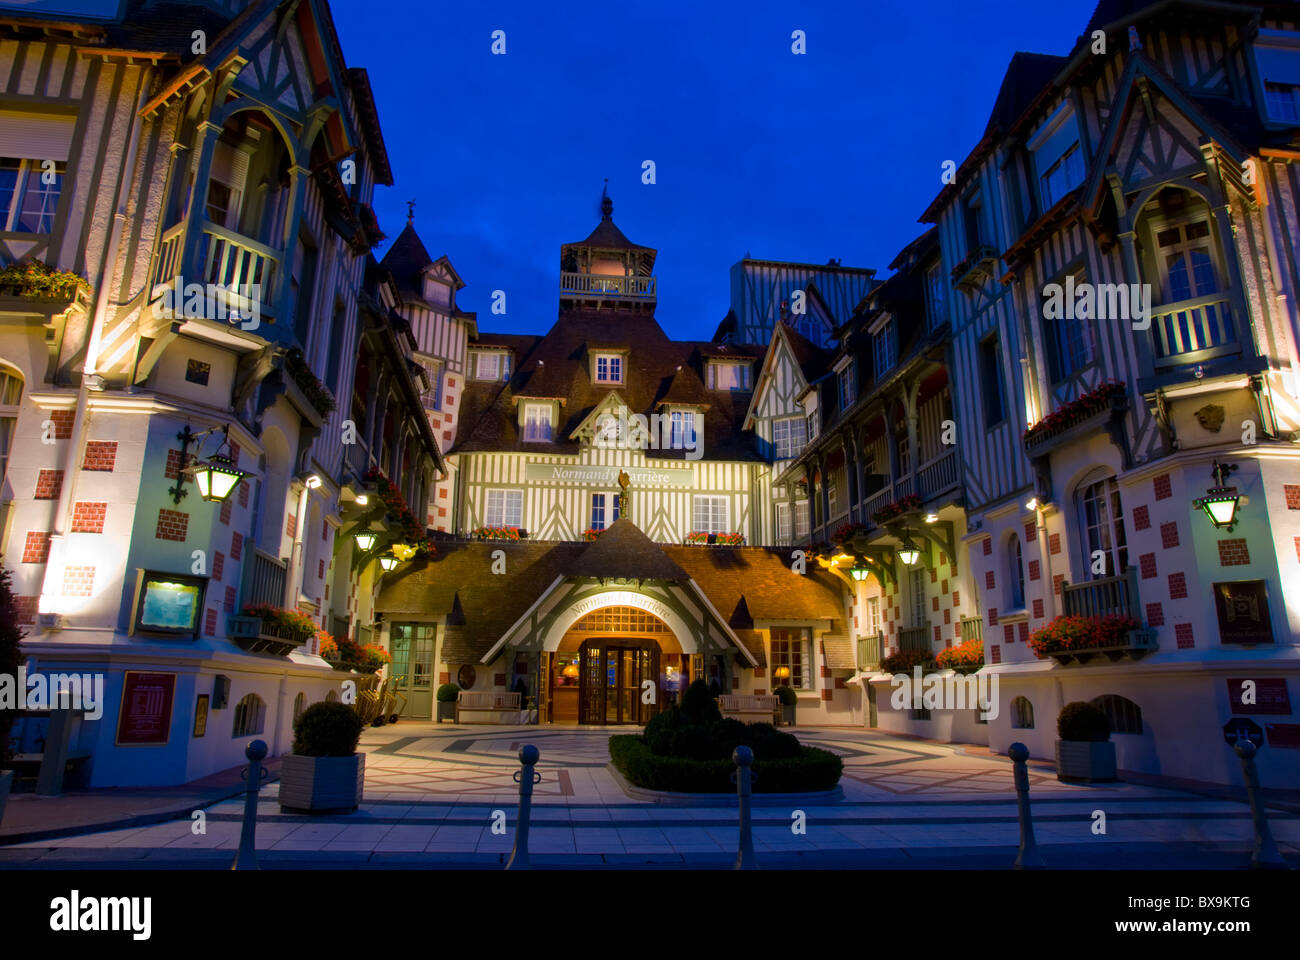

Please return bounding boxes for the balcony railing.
[1151,294,1237,368]
[916,448,958,500]
[1061,565,1141,620]
[857,631,883,671]
[153,222,185,290]
[559,271,656,300]
[897,625,929,654]
[244,547,287,610]
[958,615,983,645]
[151,220,281,322]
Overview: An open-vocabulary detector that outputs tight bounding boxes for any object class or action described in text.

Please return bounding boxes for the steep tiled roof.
[779,321,834,384]
[564,217,654,253]
[379,223,435,304]
[985,52,1069,137]
[568,520,689,581]
[662,546,844,625]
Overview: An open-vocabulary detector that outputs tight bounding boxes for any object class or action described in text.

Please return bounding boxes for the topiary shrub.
[745,723,801,760]
[609,735,843,793]
[1057,701,1111,742]
[705,718,749,759]
[292,701,364,757]
[436,683,460,703]
[681,678,722,725]
[668,725,710,761]
[0,561,24,767]
[774,685,798,706]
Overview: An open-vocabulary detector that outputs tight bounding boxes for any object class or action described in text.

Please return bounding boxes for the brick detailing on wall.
[1286,484,1300,510]
[1023,519,1036,542]
[318,559,325,579]
[81,440,117,471]
[61,565,94,596]
[988,607,998,626]
[1218,539,1250,566]
[164,448,184,479]
[205,607,218,636]
[238,481,249,508]
[1132,504,1150,531]
[1153,473,1172,500]
[941,579,949,594]
[229,443,240,467]
[990,644,1001,664]
[933,624,941,644]
[220,497,232,526]
[1139,552,1157,579]
[1028,559,1040,581]
[1048,533,1061,555]
[213,551,225,581]
[1033,598,1044,619]
[982,538,991,556]
[952,590,960,607]
[929,568,937,583]
[1146,602,1164,627]
[21,531,51,563]
[156,508,188,541]
[1175,623,1194,649]
[223,585,236,613]
[1017,621,1028,643]
[1168,571,1187,600]
[34,469,63,500]
[820,688,833,701]
[943,608,951,624]
[1004,623,1014,643]
[50,409,74,439]
[14,595,37,624]
[231,530,243,561]
[286,512,296,538]
[1053,574,1064,596]
[1159,521,1179,549]
[71,501,107,533]
[985,570,995,590]
[932,596,939,612]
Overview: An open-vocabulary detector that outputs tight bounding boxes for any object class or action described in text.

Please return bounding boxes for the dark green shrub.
[707,679,722,698]
[746,723,801,760]
[1058,701,1111,742]
[435,683,460,703]
[774,685,798,706]
[681,678,721,725]
[645,706,687,754]
[292,701,363,757]
[608,735,842,793]
[705,718,749,759]
[668,725,710,761]
[0,562,23,767]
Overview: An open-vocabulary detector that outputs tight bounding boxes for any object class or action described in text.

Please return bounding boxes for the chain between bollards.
[232,739,268,871]
[506,744,541,870]
[1009,742,1045,869]
[1233,739,1288,869]
[732,745,758,870]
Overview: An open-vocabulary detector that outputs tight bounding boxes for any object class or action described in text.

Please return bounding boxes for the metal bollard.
[1008,742,1045,869]
[732,745,758,871]
[232,739,268,871]
[1233,739,1287,869]
[506,744,541,870]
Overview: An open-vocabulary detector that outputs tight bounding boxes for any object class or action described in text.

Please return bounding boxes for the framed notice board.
[115,671,177,745]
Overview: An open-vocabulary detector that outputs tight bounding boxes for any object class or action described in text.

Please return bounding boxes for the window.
[523,403,553,442]
[594,354,623,383]
[1045,268,1097,382]
[979,336,1006,427]
[1092,694,1142,734]
[963,190,985,252]
[866,597,881,636]
[1009,534,1025,609]
[770,628,811,689]
[806,408,819,441]
[293,692,307,723]
[772,415,807,460]
[185,358,211,386]
[1155,218,1222,304]
[473,351,510,381]
[708,362,750,390]
[1077,475,1127,578]
[828,465,846,518]
[485,489,523,528]
[924,262,947,329]
[838,361,855,410]
[793,501,809,540]
[423,362,444,409]
[1255,32,1300,122]
[1029,102,1087,211]
[896,431,910,478]
[232,693,265,737]
[0,158,65,233]
[1011,696,1034,729]
[0,364,23,487]
[206,141,248,230]
[873,321,896,380]
[775,502,792,545]
[325,689,339,703]
[692,495,728,534]
[1265,82,1300,122]
[669,410,697,449]
[390,623,435,689]
[590,492,621,531]
[909,567,926,628]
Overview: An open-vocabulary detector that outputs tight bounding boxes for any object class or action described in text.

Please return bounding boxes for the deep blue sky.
[332,0,1101,340]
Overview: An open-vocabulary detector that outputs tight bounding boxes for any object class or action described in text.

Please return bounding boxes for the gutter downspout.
[283,480,311,609]
[40,66,154,615]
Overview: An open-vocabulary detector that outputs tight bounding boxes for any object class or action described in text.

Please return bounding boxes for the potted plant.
[436,683,459,723]
[279,701,366,813]
[1055,700,1117,782]
[0,562,23,824]
[775,685,798,727]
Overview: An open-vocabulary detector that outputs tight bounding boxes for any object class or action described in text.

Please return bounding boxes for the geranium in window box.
[935,637,983,674]
[715,532,745,546]
[833,522,869,549]
[582,528,604,542]
[879,648,938,675]
[471,525,523,541]
[1028,614,1155,664]
[685,531,711,545]
[872,494,922,525]
[1023,380,1127,452]
[231,605,317,657]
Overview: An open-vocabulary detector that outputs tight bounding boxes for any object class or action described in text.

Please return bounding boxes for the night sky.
[330,0,1101,340]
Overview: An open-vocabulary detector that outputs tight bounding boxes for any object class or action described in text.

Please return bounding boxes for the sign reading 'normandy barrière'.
[524,464,694,486]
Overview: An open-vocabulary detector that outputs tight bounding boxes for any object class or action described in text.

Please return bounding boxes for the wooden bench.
[718,694,779,725]
[455,690,521,724]
[9,709,91,795]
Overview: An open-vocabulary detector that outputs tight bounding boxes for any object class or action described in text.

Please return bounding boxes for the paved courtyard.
[3,724,1297,868]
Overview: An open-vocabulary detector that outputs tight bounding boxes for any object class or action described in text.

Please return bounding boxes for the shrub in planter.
[680,679,722,726]
[774,685,798,725]
[280,701,366,813]
[609,735,842,793]
[435,683,459,722]
[1055,701,1117,783]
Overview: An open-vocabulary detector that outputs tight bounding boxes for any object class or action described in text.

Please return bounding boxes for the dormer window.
[837,359,856,410]
[471,349,511,381]
[872,320,896,380]
[1254,30,1300,123]
[707,361,751,391]
[1029,101,1085,211]
[594,353,623,384]
[523,402,554,442]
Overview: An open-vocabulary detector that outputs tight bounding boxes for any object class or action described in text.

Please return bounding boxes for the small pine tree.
[0,560,25,767]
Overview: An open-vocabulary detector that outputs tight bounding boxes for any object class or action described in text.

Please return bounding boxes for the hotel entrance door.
[578,639,659,725]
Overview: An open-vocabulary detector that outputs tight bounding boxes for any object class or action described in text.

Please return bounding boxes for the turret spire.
[600,178,612,221]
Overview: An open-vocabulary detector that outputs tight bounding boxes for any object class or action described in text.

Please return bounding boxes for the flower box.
[1056,740,1117,782]
[227,613,310,658]
[951,245,999,291]
[1024,382,1127,455]
[278,754,365,813]
[871,494,922,525]
[935,637,983,673]
[1030,614,1157,664]
[471,525,523,541]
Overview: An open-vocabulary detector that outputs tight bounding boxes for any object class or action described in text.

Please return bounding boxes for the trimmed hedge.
[609,734,843,793]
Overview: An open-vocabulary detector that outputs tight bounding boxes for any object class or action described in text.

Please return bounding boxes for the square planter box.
[436,701,457,722]
[278,754,365,814]
[1056,739,1117,782]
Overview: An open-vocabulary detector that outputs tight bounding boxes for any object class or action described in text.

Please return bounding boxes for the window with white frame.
[772,415,808,460]
[692,495,728,534]
[486,489,523,528]
[0,158,65,234]
[770,628,811,689]
[522,403,553,442]
[1008,534,1025,609]
[472,351,510,381]
[924,261,947,330]
[0,364,22,488]
[1029,102,1086,211]
[793,500,809,540]
[873,321,896,380]
[1255,31,1300,123]
[594,353,623,384]
[232,693,265,737]
[708,361,750,390]
[590,492,621,531]
[806,408,819,441]
[669,409,697,449]
[909,567,926,628]
[838,361,855,410]
[866,597,881,636]
[775,502,792,545]
[1076,474,1127,579]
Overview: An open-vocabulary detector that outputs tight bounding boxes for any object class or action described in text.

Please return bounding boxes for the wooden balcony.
[243,547,287,610]
[897,625,929,654]
[916,448,958,500]
[958,615,982,645]
[857,631,883,671]
[1151,294,1237,369]
[559,271,656,301]
[150,220,281,323]
[1054,565,1159,663]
